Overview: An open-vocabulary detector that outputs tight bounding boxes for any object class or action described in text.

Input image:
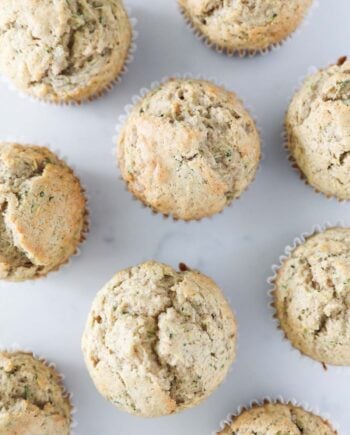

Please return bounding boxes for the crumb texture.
[286,58,350,199]
[275,227,350,366]
[117,78,260,220]
[218,402,336,435]
[0,142,87,281]
[82,260,236,417]
[0,351,71,435]
[0,0,131,102]
[179,0,313,52]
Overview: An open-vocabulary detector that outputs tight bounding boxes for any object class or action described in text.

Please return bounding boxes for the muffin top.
[0,142,87,281]
[82,260,236,417]
[218,402,336,435]
[179,0,313,53]
[117,78,260,220]
[0,351,71,435]
[0,0,131,103]
[286,57,350,199]
[274,227,350,366]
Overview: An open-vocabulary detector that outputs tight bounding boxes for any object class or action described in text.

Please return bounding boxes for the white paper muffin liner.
[0,343,77,434]
[267,221,350,372]
[0,137,90,281]
[0,7,138,106]
[112,73,263,222]
[178,0,320,58]
[284,55,350,202]
[214,396,341,435]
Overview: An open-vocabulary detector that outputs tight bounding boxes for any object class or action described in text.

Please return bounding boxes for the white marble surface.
[0,1,350,434]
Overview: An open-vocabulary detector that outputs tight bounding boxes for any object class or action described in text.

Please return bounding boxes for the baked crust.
[179,0,313,53]
[0,142,88,281]
[82,260,237,417]
[117,78,260,220]
[286,57,350,199]
[274,227,350,366]
[0,351,71,435]
[218,402,337,434]
[0,0,132,103]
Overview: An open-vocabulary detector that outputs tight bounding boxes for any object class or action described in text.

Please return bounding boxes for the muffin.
[117,78,260,221]
[286,56,350,199]
[179,0,313,54]
[273,227,350,366]
[218,402,336,434]
[82,260,237,417]
[0,142,88,281]
[0,0,132,103]
[0,351,72,435]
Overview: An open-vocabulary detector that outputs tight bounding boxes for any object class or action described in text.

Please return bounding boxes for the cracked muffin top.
[117,78,260,221]
[0,351,72,435]
[179,0,313,53]
[82,260,237,417]
[274,227,350,366]
[0,0,131,103]
[218,402,336,435]
[0,142,87,281]
[286,57,350,199]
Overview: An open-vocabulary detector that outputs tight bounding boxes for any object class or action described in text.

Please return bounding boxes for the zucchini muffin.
[0,142,87,281]
[82,260,237,417]
[274,227,350,366]
[218,402,336,434]
[179,0,313,54]
[0,351,72,435]
[0,0,132,103]
[286,57,350,199]
[117,78,260,221]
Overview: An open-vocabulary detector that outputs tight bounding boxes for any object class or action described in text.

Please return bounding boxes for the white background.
[0,1,349,434]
